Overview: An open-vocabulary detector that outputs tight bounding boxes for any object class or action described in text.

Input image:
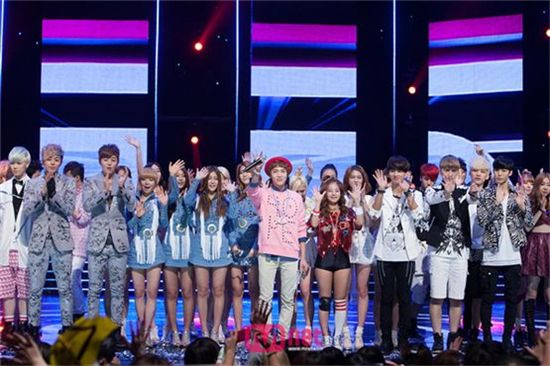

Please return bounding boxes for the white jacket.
[0,176,32,267]
[369,190,423,261]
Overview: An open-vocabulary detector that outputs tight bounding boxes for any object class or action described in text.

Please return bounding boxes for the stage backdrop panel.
[428,14,523,169]
[250,130,356,191]
[251,22,356,131]
[39,127,147,185]
[41,19,149,94]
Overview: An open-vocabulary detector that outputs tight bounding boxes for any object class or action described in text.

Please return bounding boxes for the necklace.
[329,211,340,246]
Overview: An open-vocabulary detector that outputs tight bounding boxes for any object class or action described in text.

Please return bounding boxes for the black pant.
[480,265,521,337]
[463,260,482,330]
[376,260,415,342]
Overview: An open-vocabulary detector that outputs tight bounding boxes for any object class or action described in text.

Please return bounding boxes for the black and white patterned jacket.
[477,183,533,252]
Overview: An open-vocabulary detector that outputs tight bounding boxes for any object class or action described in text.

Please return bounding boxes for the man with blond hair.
[23,144,75,338]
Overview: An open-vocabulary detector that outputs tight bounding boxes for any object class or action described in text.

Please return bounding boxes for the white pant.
[258,254,299,335]
[429,254,468,300]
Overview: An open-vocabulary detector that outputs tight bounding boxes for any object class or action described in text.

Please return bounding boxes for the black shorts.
[314,247,351,272]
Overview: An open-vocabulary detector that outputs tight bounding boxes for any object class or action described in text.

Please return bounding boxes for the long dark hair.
[197,166,227,218]
[530,172,550,213]
[235,163,249,202]
[320,178,348,218]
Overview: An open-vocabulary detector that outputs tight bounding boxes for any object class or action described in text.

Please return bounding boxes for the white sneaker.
[210,330,220,344]
[171,331,181,346]
[217,325,226,344]
[322,335,333,348]
[355,327,364,349]
[342,326,352,349]
[374,329,382,346]
[181,331,191,347]
[333,335,343,350]
[146,324,160,346]
[160,325,170,343]
[391,329,398,347]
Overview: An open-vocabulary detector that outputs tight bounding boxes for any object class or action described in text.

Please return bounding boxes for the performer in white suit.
[0,147,32,338]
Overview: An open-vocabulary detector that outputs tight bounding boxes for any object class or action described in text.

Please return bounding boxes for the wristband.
[377,188,386,194]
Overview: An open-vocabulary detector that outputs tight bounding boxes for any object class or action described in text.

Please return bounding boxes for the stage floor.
[34,295,548,347]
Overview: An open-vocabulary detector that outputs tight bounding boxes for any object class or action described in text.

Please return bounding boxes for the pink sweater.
[247,184,307,259]
[69,187,91,258]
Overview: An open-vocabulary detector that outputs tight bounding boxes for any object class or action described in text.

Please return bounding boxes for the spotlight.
[408,86,416,95]
[191,136,199,145]
[546,28,550,38]
[194,42,204,52]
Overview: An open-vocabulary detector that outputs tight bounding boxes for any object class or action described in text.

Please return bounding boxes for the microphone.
[242,158,264,174]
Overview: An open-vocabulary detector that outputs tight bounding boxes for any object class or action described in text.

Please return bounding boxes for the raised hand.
[295,167,304,177]
[155,186,168,205]
[469,182,482,195]
[305,157,314,176]
[195,167,209,181]
[400,179,411,193]
[443,180,455,194]
[104,175,113,194]
[252,299,272,326]
[128,321,149,357]
[348,185,364,206]
[135,200,145,218]
[125,135,141,149]
[515,184,527,211]
[242,151,252,163]
[475,144,485,156]
[118,170,128,189]
[5,332,48,366]
[187,168,195,182]
[373,169,389,190]
[168,159,185,176]
[312,186,326,205]
[224,181,237,193]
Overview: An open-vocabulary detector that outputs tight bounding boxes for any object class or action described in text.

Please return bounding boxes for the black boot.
[524,299,536,347]
[113,331,128,352]
[469,328,480,343]
[410,318,422,340]
[1,322,14,341]
[447,331,459,350]
[17,321,29,335]
[482,327,492,344]
[502,327,514,352]
[28,325,41,342]
[513,328,525,349]
[432,333,444,353]
[381,331,394,355]
[58,325,72,335]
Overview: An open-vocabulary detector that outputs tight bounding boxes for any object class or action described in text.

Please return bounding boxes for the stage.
[31,296,549,347]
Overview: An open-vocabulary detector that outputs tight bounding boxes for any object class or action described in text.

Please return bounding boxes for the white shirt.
[482,199,522,266]
[370,189,422,262]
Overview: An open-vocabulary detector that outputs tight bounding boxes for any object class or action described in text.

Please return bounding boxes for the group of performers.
[0,139,548,355]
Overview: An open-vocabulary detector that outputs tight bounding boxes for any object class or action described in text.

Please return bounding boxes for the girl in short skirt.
[128,167,168,345]
[186,166,232,343]
[163,162,194,346]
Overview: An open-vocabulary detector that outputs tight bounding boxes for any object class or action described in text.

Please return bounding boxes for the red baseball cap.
[264,156,293,175]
